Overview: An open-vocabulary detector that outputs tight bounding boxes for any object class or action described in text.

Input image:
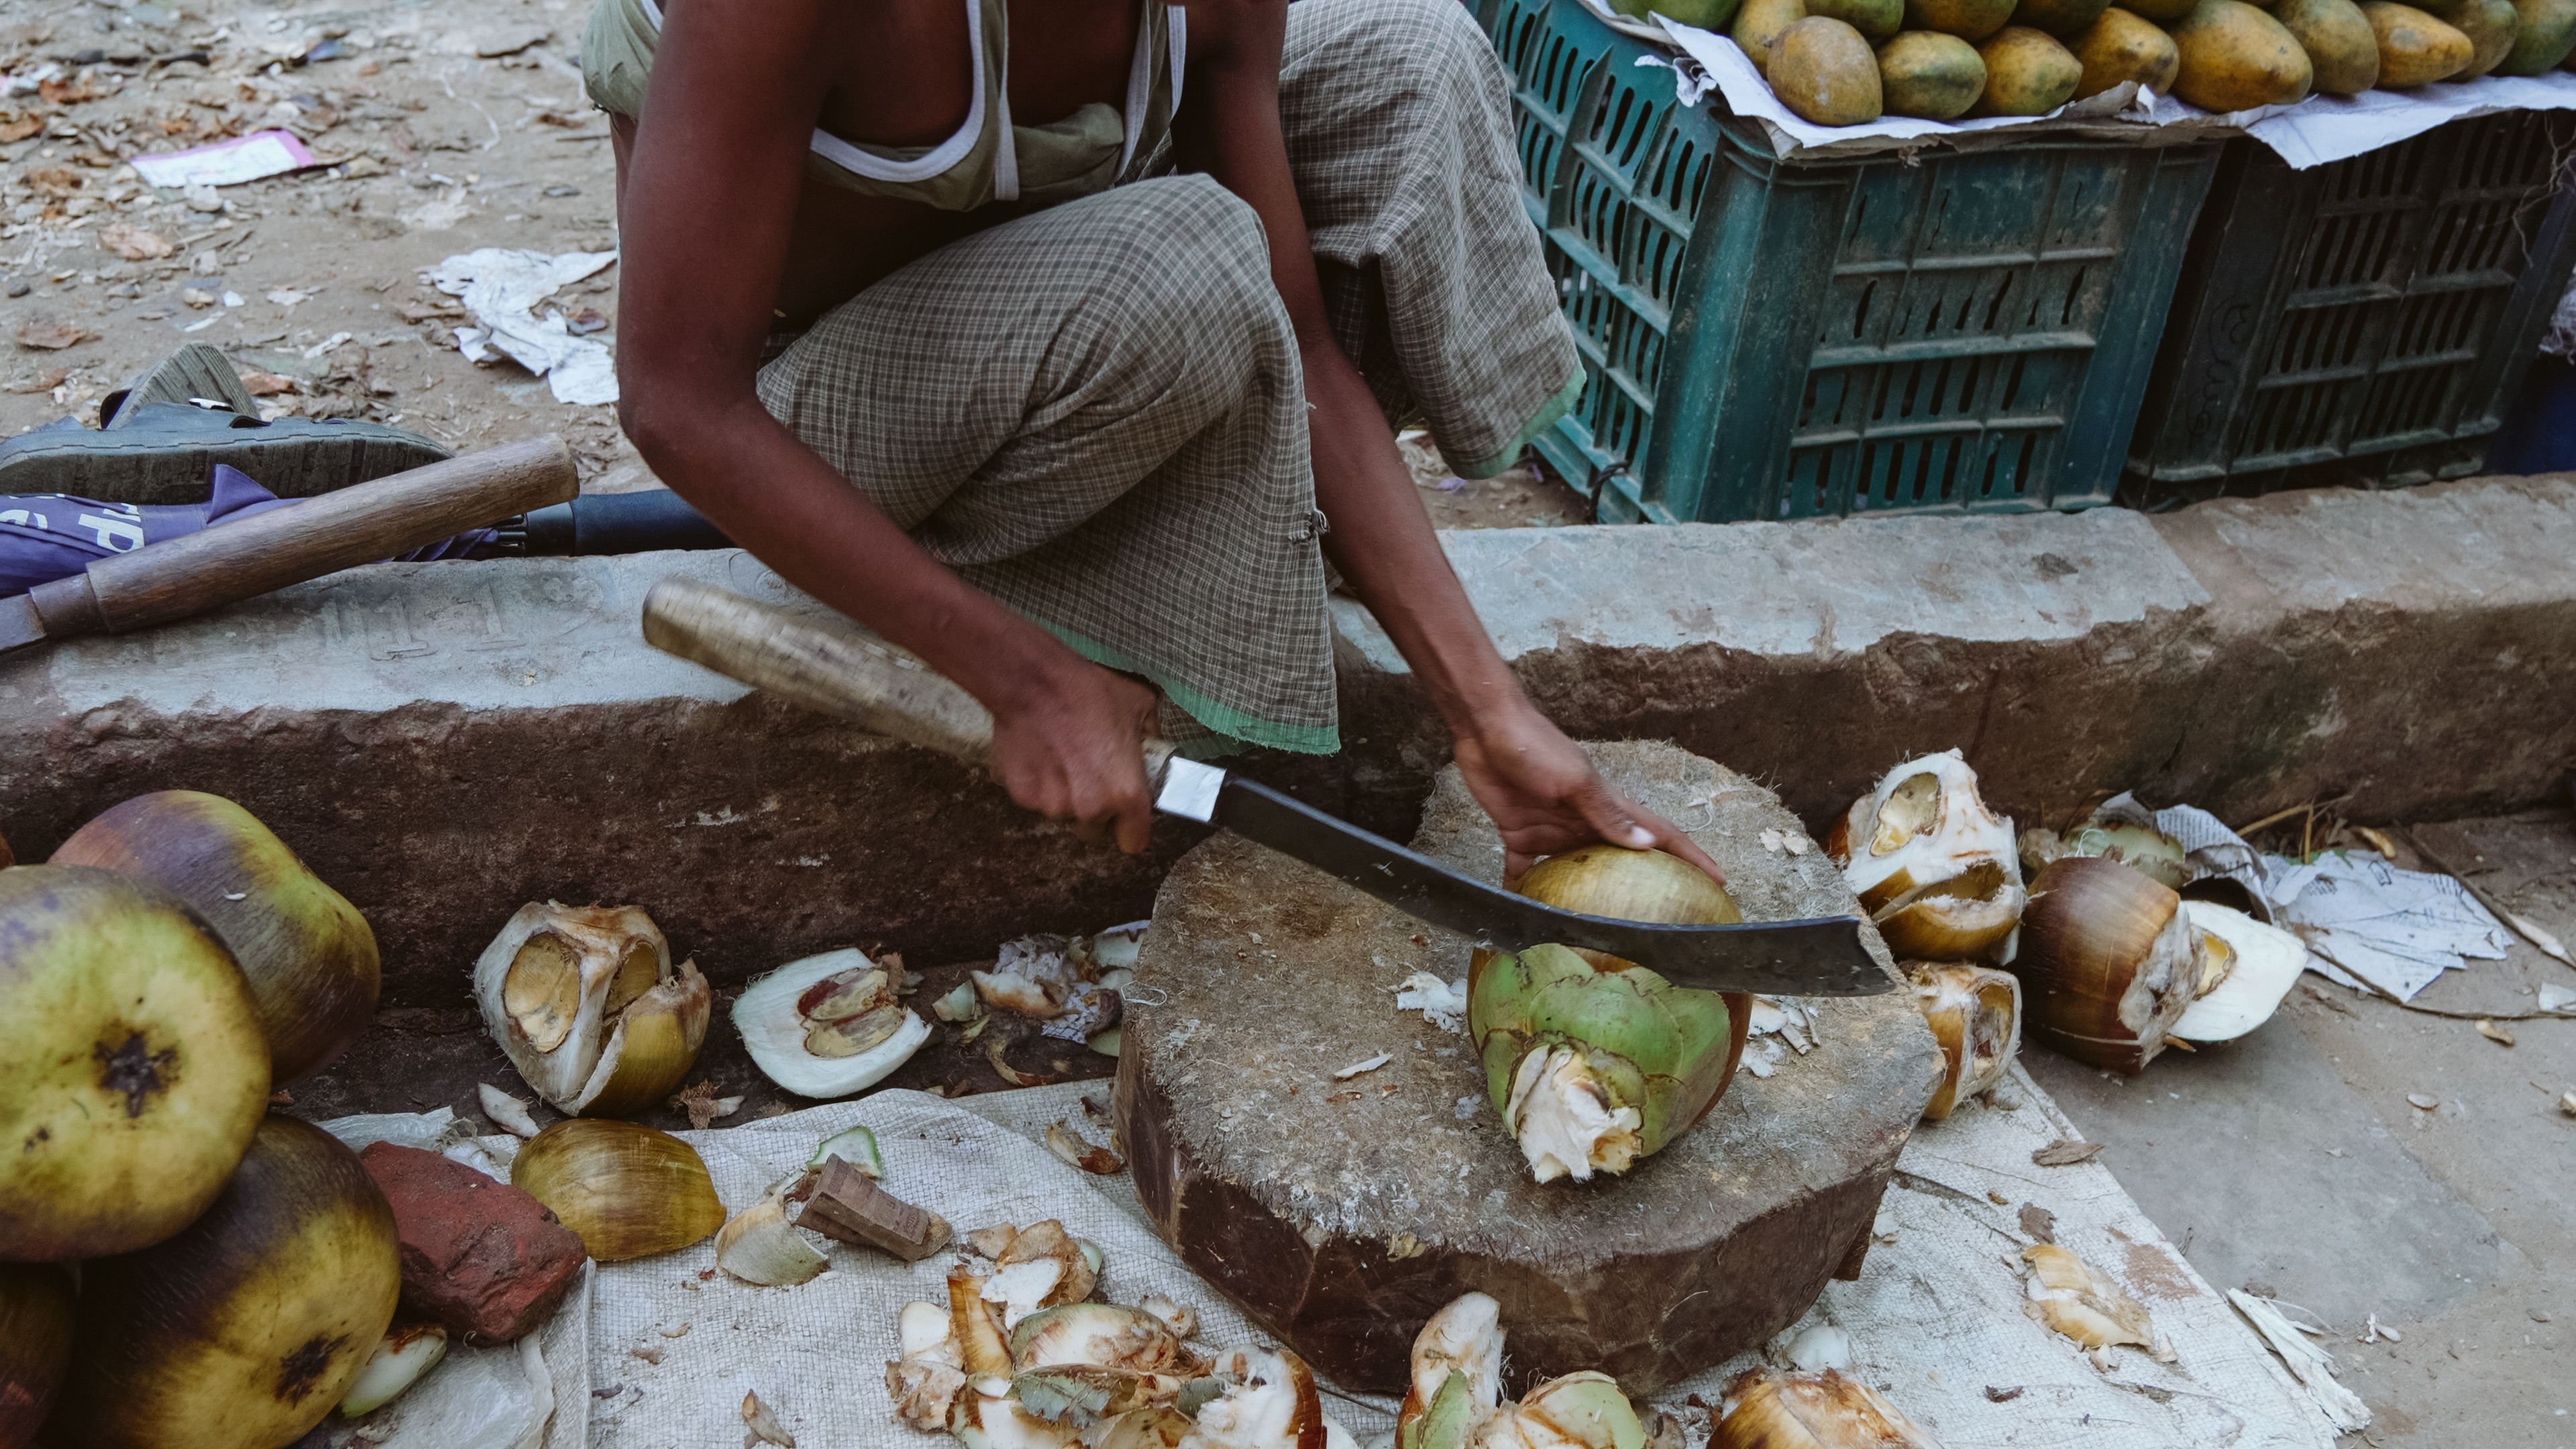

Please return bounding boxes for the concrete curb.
[5,476,2570,1004]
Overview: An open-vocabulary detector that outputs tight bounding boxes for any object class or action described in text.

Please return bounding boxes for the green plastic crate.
[2125,111,2576,506]
[1477,0,2220,523]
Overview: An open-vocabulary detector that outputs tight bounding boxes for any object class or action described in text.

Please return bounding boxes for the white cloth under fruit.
[325,1062,2341,1448]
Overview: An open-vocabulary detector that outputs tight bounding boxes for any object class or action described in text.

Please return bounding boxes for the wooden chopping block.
[1114,741,1941,1397]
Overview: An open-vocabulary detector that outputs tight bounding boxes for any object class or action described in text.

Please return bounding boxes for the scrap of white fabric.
[428,248,621,407]
[128,129,319,189]
[2265,851,2514,1001]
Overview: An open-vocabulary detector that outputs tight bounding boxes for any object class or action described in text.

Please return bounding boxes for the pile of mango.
[1621,0,2576,126]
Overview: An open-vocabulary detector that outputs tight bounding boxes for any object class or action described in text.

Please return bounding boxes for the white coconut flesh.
[472,903,676,1111]
[2115,907,2204,1041]
[2173,902,2308,1042]
[1407,1293,1504,1420]
[734,948,932,1099]
[1187,1350,1312,1449]
[1503,1046,1641,1184]
[1837,751,2019,912]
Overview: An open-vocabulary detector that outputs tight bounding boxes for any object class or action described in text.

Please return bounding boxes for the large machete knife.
[640,578,1888,997]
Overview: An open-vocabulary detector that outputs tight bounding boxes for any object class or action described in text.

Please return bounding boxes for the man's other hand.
[1452,708,1728,890]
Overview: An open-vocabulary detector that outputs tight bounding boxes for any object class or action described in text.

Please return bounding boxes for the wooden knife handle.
[76,435,580,635]
[641,577,1178,780]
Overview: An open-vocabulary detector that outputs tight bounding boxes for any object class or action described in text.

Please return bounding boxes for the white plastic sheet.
[314,1066,2347,1448]
[427,248,621,407]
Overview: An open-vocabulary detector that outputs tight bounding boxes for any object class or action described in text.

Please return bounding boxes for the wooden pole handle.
[641,578,1179,781]
[79,435,580,635]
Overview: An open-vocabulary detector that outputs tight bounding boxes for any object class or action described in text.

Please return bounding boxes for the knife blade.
[639,577,1891,996]
[1153,755,1886,995]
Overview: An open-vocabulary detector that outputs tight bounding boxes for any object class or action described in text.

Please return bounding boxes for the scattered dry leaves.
[2033,1140,2106,1167]
[37,76,102,106]
[241,370,302,396]
[0,111,42,144]
[669,1080,744,1130]
[4,368,69,394]
[98,222,174,261]
[2018,1202,2057,1244]
[13,319,93,352]
[1044,1120,1123,1175]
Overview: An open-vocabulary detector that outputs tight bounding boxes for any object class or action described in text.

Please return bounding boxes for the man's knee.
[1078,177,1281,343]
[1297,0,1490,73]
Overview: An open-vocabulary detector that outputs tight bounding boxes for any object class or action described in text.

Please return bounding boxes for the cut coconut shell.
[51,1115,400,1449]
[1468,845,1749,1183]
[1116,743,1934,1394]
[1909,961,2021,1120]
[1870,857,2026,963]
[734,948,932,1099]
[473,902,705,1116]
[1827,751,2018,914]
[510,1117,725,1261]
[52,791,382,1083]
[2172,902,2306,1042]
[2023,1242,2152,1349]
[2007,856,2202,1075]
[1716,1367,1940,1448]
[0,865,270,1261]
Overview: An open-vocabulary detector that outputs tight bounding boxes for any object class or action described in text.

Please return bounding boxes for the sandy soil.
[1,0,1589,524]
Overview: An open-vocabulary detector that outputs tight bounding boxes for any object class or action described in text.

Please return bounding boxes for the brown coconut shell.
[1907,962,2022,1119]
[2008,857,2202,1074]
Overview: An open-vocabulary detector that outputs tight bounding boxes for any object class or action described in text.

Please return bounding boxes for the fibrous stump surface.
[1115,741,1940,1396]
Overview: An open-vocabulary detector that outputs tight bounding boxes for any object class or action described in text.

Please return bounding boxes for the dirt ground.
[0,0,1589,523]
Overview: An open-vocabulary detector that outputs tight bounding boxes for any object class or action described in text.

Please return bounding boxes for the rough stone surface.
[5,477,2571,1006]
[0,550,1201,1008]
[1114,742,1941,1397]
[1338,476,2576,828]
[358,1141,588,1342]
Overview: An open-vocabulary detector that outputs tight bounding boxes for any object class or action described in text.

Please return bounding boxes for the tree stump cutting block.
[1114,742,1941,1396]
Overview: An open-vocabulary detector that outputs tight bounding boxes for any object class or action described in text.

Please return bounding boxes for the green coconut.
[1471,944,1734,1183]
[53,790,381,1082]
[50,1115,400,1449]
[0,865,270,1262]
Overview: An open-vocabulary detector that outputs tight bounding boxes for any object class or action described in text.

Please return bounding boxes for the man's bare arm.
[1172,3,1721,884]
[614,0,1159,849]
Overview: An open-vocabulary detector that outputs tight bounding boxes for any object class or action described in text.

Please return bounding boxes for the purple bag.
[0,464,495,597]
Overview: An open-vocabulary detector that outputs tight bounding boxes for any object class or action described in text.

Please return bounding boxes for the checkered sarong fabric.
[756,0,1580,753]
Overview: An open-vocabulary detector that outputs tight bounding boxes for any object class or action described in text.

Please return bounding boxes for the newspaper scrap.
[2265,853,2514,1002]
[427,248,619,407]
[128,129,320,189]
[2091,792,2279,920]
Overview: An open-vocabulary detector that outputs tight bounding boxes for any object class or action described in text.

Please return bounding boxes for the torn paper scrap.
[2093,792,2279,919]
[129,129,320,189]
[2267,851,2513,1002]
[429,248,620,406]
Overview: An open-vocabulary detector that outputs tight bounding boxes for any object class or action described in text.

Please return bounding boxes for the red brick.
[359,1142,586,1342]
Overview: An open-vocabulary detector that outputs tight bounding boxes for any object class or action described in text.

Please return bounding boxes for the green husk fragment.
[810,1124,882,1177]
[1471,945,1733,1160]
[1400,1371,1480,1449]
